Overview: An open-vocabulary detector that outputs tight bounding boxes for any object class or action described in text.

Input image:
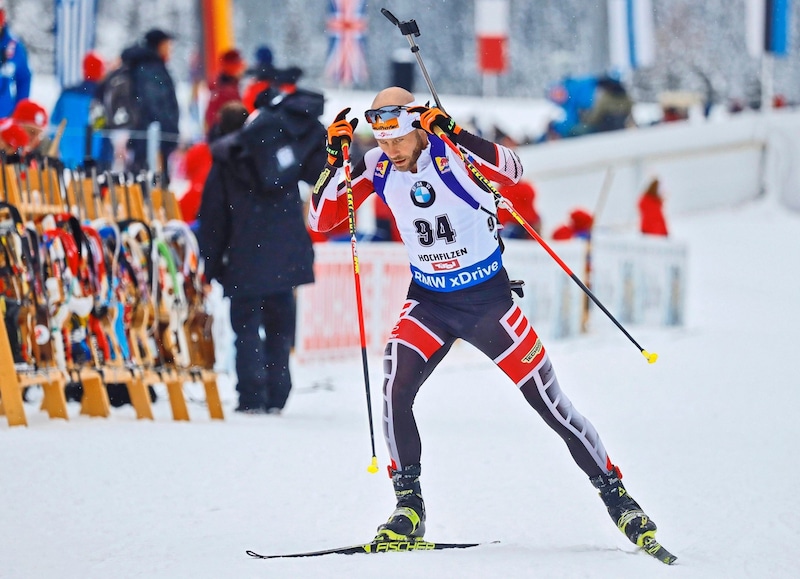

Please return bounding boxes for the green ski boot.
[375,463,426,541]
[590,467,657,547]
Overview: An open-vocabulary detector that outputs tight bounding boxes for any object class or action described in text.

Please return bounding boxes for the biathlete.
[307,86,660,550]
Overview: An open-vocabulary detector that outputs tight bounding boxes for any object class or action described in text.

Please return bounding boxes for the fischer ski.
[640,536,678,565]
[246,539,498,559]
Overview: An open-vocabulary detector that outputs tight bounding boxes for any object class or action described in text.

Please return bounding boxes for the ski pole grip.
[381,8,399,26]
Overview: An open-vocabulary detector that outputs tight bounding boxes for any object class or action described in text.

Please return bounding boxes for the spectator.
[581,76,633,134]
[178,141,212,224]
[0,2,31,118]
[0,118,28,153]
[204,48,246,136]
[11,98,48,154]
[49,51,107,169]
[638,178,669,236]
[498,179,541,238]
[551,208,593,241]
[241,45,273,113]
[197,79,326,414]
[121,28,180,180]
[180,101,249,223]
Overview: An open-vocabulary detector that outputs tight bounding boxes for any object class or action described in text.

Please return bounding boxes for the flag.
[475,0,509,74]
[54,0,98,88]
[607,0,655,72]
[324,0,368,88]
[746,0,791,57]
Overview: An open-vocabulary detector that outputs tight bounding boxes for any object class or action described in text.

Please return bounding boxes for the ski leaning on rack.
[246,539,498,559]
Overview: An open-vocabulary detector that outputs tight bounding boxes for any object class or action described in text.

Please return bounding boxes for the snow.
[4,84,800,577]
[2,192,798,578]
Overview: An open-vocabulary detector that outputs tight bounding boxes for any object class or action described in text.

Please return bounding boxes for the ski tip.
[640,537,678,565]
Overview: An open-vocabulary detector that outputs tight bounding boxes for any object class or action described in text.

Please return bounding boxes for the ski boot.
[590,467,657,547]
[374,463,426,541]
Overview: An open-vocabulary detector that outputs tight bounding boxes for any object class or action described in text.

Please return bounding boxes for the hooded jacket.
[198,88,327,298]
[120,44,179,137]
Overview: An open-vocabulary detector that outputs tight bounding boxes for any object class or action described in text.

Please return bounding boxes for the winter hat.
[83,51,105,82]
[12,99,48,129]
[219,48,246,77]
[568,208,593,235]
[254,45,273,68]
[144,28,174,50]
[0,119,30,150]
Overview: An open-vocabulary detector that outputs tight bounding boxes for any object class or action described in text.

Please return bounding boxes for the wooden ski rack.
[1,157,224,428]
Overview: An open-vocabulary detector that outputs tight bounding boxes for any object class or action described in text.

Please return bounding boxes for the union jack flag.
[324,0,369,88]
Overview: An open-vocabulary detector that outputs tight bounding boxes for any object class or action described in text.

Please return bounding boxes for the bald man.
[308,88,662,552]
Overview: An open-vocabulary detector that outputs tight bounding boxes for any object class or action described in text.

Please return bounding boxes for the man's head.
[219,49,245,79]
[11,99,48,150]
[0,119,29,154]
[366,87,427,172]
[144,28,174,62]
[217,101,249,136]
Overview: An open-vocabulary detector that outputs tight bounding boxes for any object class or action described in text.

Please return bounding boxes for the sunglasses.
[364,105,409,124]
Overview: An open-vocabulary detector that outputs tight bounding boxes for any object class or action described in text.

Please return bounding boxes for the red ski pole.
[433,128,657,364]
[341,140,380,473]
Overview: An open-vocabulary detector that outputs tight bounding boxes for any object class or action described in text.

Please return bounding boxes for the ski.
[246,539,498,559]
[640,536,678,565]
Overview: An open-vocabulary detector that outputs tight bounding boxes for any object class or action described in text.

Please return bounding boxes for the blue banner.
[54,0,98,88]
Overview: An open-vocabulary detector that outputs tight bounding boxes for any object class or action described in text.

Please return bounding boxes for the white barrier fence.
[293,237,687,363]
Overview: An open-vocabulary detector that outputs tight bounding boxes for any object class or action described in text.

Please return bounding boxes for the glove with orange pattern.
[326,108,359,167]
[408,106,462,142]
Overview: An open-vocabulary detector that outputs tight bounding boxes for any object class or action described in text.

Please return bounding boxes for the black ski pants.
[382,270,610,478]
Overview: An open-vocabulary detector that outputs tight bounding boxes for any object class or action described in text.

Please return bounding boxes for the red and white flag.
[475,0,509,74]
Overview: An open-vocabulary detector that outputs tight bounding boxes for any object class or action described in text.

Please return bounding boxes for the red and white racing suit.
[308,131,612,477]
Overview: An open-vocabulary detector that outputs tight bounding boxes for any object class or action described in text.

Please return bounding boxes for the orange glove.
[408,106,461,141]
[326,108,359,167]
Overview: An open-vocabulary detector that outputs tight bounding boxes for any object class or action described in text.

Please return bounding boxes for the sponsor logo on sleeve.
[434,156,450,173]
[375,160,390,178]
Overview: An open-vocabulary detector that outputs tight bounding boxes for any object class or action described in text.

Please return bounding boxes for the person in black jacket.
[198,84,327,414]
[122,28,180,180]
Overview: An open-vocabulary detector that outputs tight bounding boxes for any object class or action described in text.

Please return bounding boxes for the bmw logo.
[411,181,435,208]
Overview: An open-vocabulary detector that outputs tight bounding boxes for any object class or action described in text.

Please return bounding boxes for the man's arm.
[307,154,375,233]
[197,163,230,282]
[410,105,523,186]
[457,130,523,186]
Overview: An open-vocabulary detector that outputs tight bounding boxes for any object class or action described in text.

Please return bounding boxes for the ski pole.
[381,9,657,364]
[341,140,380,473]
[381,9,445,112]
[436,128,657,363]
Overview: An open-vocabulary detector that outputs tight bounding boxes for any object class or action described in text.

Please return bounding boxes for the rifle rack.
[1,155,223,428]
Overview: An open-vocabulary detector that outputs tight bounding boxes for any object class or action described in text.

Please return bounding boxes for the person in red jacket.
[179,141,212,223]
[551,208,593,240]
[638,178,669,236]
[205,49,246,136]
[497,178,541,237]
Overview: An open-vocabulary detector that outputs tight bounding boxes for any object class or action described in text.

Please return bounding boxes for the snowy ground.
[1,191,798,577]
